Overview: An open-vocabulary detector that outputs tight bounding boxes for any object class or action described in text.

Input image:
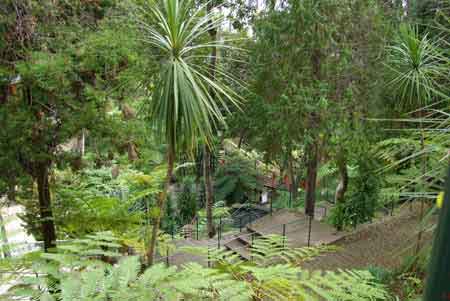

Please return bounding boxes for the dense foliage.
[0,0,449,300]
[5,233,391,301]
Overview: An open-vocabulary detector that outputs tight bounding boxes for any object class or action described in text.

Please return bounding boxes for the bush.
[330,156,380,230]
[214,151,262,205]
[368,265,393,284]
[177,177,198,225]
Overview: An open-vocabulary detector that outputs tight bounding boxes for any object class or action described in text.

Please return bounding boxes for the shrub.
[330,156,380,230]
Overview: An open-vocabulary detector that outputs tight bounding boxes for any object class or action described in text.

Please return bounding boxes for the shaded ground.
[301,203,435,271]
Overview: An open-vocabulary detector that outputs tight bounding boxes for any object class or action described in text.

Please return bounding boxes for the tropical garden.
[0,0,449,300]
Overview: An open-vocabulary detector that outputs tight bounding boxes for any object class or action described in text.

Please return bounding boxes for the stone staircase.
[170,209,343,267]
[224,209,344,260]
[223,213,288,260]
[224,229,256,260]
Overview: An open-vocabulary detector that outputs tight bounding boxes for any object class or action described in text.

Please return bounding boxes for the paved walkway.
[248,209,344,247]
[301,203,435,271]
[164,208,344,267]
[158,234,236,267]
[164,203,435,271]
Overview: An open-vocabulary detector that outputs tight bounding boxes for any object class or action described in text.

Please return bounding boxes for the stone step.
[237,234,252,245]
[236,230,259,245]
[225,238,251,260]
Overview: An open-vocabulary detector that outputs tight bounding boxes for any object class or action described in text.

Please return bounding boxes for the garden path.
[301,203,435,271]
[164,208,345,267]
[166,203,434,271]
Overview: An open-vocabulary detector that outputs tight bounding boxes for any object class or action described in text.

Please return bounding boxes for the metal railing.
[156,211,316,267]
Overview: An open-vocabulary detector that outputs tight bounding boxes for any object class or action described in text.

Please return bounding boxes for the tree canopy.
[0,0,449,300]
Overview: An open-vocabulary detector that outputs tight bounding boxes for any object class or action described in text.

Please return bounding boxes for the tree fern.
[300,269,389,301]
[180,235,389,300]
[248,234,336,266]
[5,233,391,300]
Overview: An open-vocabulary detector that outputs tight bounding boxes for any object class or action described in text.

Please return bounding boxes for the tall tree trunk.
[334,150,348,231]
[121,103,139,162]
[288,156,299,207]
[195,149,203,212]
[304,43,321,217]
[334,151,348,204]
[0,210,11,258]
[77,129,85,157]
[7,175,16,204]
[127,142,139,161]
[204,1,218,239]
[204,147,216,238]
[36,164,57,252]
[147,149,174,265]
[415,115,426,255]
[237,129,246,149]
[305,23,322,218]
[305,143,318,217]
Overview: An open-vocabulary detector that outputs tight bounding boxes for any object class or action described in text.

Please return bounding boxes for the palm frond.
[386,24,447,108]
[136,0,242,151]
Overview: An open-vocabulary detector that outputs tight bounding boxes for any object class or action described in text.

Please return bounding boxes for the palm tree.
[387,25,445,108]
[386,24,447,254]
[137,0,240,265]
